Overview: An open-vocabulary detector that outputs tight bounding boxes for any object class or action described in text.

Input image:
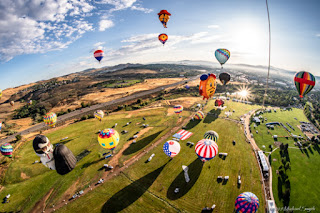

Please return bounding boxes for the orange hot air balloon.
[158,33,168,45]
[158,10,171,28]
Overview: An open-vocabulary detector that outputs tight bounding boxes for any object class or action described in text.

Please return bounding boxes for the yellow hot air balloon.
[98,128,120,150]
[94,110,104,121]
[0,89,2,99]
[43,112,57,127]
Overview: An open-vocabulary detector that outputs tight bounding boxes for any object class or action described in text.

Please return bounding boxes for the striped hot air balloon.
[98,128,120,150]
[43,112,57,127]
[235,192,260,213]
[94,50,104,63]
[294,71,316,98]
[203,130,219,142]
[215,49,230,68]
[173,105,183,114]
[1,143,13,157]
[94,110,104,121]
[195,139,218,162]
[194,111,204,120]
[163,140,181,157]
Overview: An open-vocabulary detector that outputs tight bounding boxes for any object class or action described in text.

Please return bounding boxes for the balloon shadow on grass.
[123,130,163,156]
[101,162,168,213]
[203,108,221,124]
[184,119,201,130]
[167,158,204,200]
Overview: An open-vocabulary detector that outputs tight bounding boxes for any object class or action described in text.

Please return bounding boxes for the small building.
[219,153,228,157]
[267,200,276,213]
[273,135,277,139]
[252,117,261,124]
[224,176,229,180]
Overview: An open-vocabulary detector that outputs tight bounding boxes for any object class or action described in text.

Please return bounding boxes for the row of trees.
[277,143,291,207]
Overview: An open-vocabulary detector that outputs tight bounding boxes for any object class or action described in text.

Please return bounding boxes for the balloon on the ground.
[10,101,14,106]
[215,49,230,67]
[33,135,56,170]
[163,140,181,157]
[98,128,120,150]
[219,72,231,85]
[235,192,259,213]
[215,99,224,107]
[294,71,315,98]
[158,10,171,28]
[199,73,217,100]
[194,111,205,120]
[203,130,219,142]
[43,112,57,127]
[94,110,104,121]
[158,33,168,45]
[1,143,13,157]
[28,100,33,105]
[195,139,218,162]
[53,144,77,175]
[173,105,183,114]
[94,50,104,63]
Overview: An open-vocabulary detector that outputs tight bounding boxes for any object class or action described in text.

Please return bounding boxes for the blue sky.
[0,0,319,90]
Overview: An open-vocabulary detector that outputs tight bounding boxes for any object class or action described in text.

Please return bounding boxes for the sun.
[235,85,253,101]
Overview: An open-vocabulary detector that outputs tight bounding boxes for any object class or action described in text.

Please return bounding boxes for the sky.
[0,0,319,90]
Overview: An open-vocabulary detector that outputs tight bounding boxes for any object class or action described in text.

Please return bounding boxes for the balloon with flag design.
[194,111,204,120]
[158,33,168,45]
[1,143,13,158]
[163,140,181,157]
[173,105,183,114]
[195,139,218,162]
[158,10,171,28]
[235,192,259,213]
[98,128,120,150]
[294,71,315,98]
[215,49,230,68]
[43,112,57,127]
[94,50,104,63]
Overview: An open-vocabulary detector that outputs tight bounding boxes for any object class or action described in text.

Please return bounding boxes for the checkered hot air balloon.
[294,71,315,98]
[94,50,104,63]
[163,140,181,157]
[1,143,13,158]
[43,112,57,127]
[98,128,120,150]
[215,49,230,68]
[235,192,260,213]
[194,111,204,120]
[195,139,218,162]
[94,110,104,121]
[173,105,183,114]
[203,130,219,142]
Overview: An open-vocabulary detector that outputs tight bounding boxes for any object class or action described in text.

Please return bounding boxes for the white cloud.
[99,19,115,31]
[208,25,220,29]
[131,5,153,13]
[316,34,320,37]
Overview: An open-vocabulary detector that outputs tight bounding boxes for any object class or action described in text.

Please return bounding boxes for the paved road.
[0,76,199,145]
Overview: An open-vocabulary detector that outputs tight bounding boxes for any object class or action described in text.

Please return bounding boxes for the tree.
[15,134,22,141]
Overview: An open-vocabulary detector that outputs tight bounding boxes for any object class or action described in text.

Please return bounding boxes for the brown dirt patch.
[30,188,54,213]
[21,172,30,179]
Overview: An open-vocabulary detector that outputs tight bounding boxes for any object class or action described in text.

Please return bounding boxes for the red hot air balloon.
[158,33,168,45]
[94,50,104,63]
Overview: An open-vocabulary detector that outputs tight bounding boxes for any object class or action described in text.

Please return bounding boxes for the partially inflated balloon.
[173,105,183,114]
[294,71,315,98]
[94,110,104,121]
[215,99,224,107]
[219,72,231,85]
[163,140,181,157]
[158,33,168,45]
[199,74,217,100]
[94,50,104,63]
[28,100,33,105]
[194,111,204,120]
[203,130,219,142]
[43,112,57,127]
[53,144,77,175]
[235,192,259,213]
[195,139,218,162]
[10,101,14,106]
[1,143,13,157]
[98,128,120,150]
[158,10,171,28]
[215,49,230,68]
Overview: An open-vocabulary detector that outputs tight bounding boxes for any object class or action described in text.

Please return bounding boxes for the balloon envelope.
[158,10,171,28]
[94,110,104,121]
[94,50,104,62]
[215,49,230,66]
[219,72,231,85]
[194,111,204,120]
[53,144,77,175]
[199,73,217,100]
[195,139,218,162]
[215,99,224,107]
[158,33,168,45]
[163,140,181,157]
[98,128,120,150]
[10,101,14,106]
[1,143,13,157]
[173,105,183,114]
[43,112,57,127]
[294,71,315,98]
[235,192,259,213]
[0,89,2,99]
[203,130,219,142]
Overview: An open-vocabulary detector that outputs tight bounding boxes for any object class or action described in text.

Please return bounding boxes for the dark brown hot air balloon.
[53,144,77,175]
[219,72,231,85]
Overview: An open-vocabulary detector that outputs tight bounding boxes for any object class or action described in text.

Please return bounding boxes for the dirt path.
[45,113,195,213]
[30,188,54,213]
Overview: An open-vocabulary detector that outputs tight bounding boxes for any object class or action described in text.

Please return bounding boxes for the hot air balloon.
[33,135,56,170]
[185,85,190,89]
[98,128,120,151]
[235,192,260,213]
[195,139,218,162]
[28,100,33,105]
[173,105,183,114]
[219,72,231,85]
[294,71,316,99]
[199,73,217,100]
[158,10,171,28]
[203,130,219,142]
[215,99,224,107]
[158,33,168,45]
[10,101,14,106]
[43,112,57,127]
[194,111,205,120]
[163,140,181,157]
[0,122,2,131]
[94,110,104,121]
[0,89,2,99]
[215,49,230,68]
[53,144,77,175]
[94,50,104,63]
[1,143,13,158]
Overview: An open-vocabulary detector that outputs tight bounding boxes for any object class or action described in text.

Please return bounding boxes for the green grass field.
[250,108,320,212]
[0,100,265,212]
